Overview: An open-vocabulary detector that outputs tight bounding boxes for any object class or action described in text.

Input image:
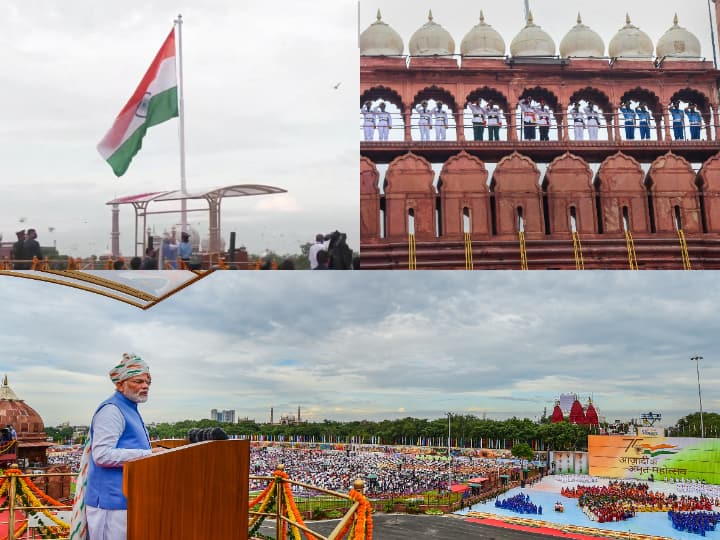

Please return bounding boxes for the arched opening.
[360,85,406,142]
[619,87,663,141]
[465,87,510,142]
[412,86,460,142]
[407,208,415,235]
[463,207,471,234]
[669,88,712,141]
[517,87,561,142]
[568,87,613,141]
[517,206,525,233]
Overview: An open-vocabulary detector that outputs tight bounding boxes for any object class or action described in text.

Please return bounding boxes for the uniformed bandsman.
[484,100,502,141]
[620,101,636,140]
[375,102,392,141]
[669,100,685,140]
[433,100,448,141]
[520,97,537,140]
[535,100,552,141]
[570,103,585,141]
[685,103,702,140]
[584,101,600,141]
[467,100,485,141]
[416,100,432,141]
[361,100,376,141]
[636,103,652,140]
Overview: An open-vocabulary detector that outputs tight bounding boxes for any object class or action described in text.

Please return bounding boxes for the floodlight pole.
[690,356,705,438]
[447,412,452,494]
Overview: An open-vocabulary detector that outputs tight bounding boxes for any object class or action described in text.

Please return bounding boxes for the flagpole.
[174,13,188,233]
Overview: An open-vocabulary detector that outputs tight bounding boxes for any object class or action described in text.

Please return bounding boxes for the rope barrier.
[408,234,417,270]
[464,233,473,270]
[572,231,584,270]
[678,229,692,270]
[625,230,639,270]
[519,232,528,270]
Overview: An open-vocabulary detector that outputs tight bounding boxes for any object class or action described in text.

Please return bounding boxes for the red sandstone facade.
[360,34,720,268]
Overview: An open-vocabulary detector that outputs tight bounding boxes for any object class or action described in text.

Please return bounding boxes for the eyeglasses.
[127,377,152,386]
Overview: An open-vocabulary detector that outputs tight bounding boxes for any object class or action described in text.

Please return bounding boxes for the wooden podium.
[124,439,249,540]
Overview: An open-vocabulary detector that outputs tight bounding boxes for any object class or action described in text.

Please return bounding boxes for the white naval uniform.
[416,105,432,141]
[361,106,375,141]
[433,107,448,140]
[375,109,392,141]
[571,109,585,140]
[584,106,600,140]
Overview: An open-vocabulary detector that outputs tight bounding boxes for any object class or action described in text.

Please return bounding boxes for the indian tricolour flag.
[97,28,178,177]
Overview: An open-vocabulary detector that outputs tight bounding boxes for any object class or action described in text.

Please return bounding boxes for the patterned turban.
[109,353,150,383]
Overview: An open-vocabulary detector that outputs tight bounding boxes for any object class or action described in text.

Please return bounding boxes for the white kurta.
[87,405,152,540]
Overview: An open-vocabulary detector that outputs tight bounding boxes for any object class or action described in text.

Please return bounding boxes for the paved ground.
[256,514,593,539]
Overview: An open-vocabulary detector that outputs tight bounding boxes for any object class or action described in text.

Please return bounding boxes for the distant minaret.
[297,406,301,424]
[270,407,274,425]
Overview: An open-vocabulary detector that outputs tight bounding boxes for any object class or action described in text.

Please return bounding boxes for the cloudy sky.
[0,0,359,258]
[2,272,717,428]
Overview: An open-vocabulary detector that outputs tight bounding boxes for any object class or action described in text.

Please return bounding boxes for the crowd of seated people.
[495,493,542,515]
[668,510,720,536]
[562,480,715,523]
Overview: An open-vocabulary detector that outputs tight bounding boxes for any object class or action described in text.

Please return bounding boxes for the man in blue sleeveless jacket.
[86,353,160,540]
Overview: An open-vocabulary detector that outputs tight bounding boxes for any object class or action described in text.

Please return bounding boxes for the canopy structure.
[106,184,287,257]
[450,484,469,493]
[467,477,488,487]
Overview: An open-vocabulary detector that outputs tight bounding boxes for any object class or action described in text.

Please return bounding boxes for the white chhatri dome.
[608,14,654,59]
[560,13,605,57]
[510,12,556,57]
[460,11,506,56]
[656,14,701,59]
[360,9,404,56]
[409,10,455,56]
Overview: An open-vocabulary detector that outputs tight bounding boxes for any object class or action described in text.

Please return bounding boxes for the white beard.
[123,387,149,403]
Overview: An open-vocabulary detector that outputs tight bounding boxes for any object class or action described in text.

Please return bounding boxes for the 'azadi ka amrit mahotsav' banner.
[588,435,720,485]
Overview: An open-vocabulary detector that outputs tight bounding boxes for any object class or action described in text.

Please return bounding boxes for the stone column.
[456,109,465,142]
[403,109,412,142]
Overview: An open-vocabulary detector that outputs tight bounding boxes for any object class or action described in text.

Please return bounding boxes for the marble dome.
[360,9,404,56]
[656,14,701,59]
[608,14,654,59]
[560,13,605,57]
[460,11,506,56]
[510,12,556,57]
[409,10,455,56]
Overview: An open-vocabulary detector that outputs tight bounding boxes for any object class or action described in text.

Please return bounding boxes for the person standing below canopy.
[361,101,376,141]
[416,100,432,141]
[433,100,448,141]
[467,99,485,141]
[685,103,702,140]
[178,232,193,267]
[535,100,552,141]
[570,103,585,141]
[76,353,164,540]
[484,100,502,141]
[519,97,537,140]
[375,102,392,141]
[620,101,636,140]
[669,100,685,140]
[584,101,600,141]
[636,103,652,140]
[12,230,26,269]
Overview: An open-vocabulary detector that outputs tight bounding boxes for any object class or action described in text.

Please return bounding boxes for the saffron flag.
[97,28,178,177]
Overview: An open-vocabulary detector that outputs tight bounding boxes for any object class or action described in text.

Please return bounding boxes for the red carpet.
[465,517,612,539]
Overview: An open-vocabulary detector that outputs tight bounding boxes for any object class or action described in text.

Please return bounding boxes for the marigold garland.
[0,467,70,539]
[338,488,372,540]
